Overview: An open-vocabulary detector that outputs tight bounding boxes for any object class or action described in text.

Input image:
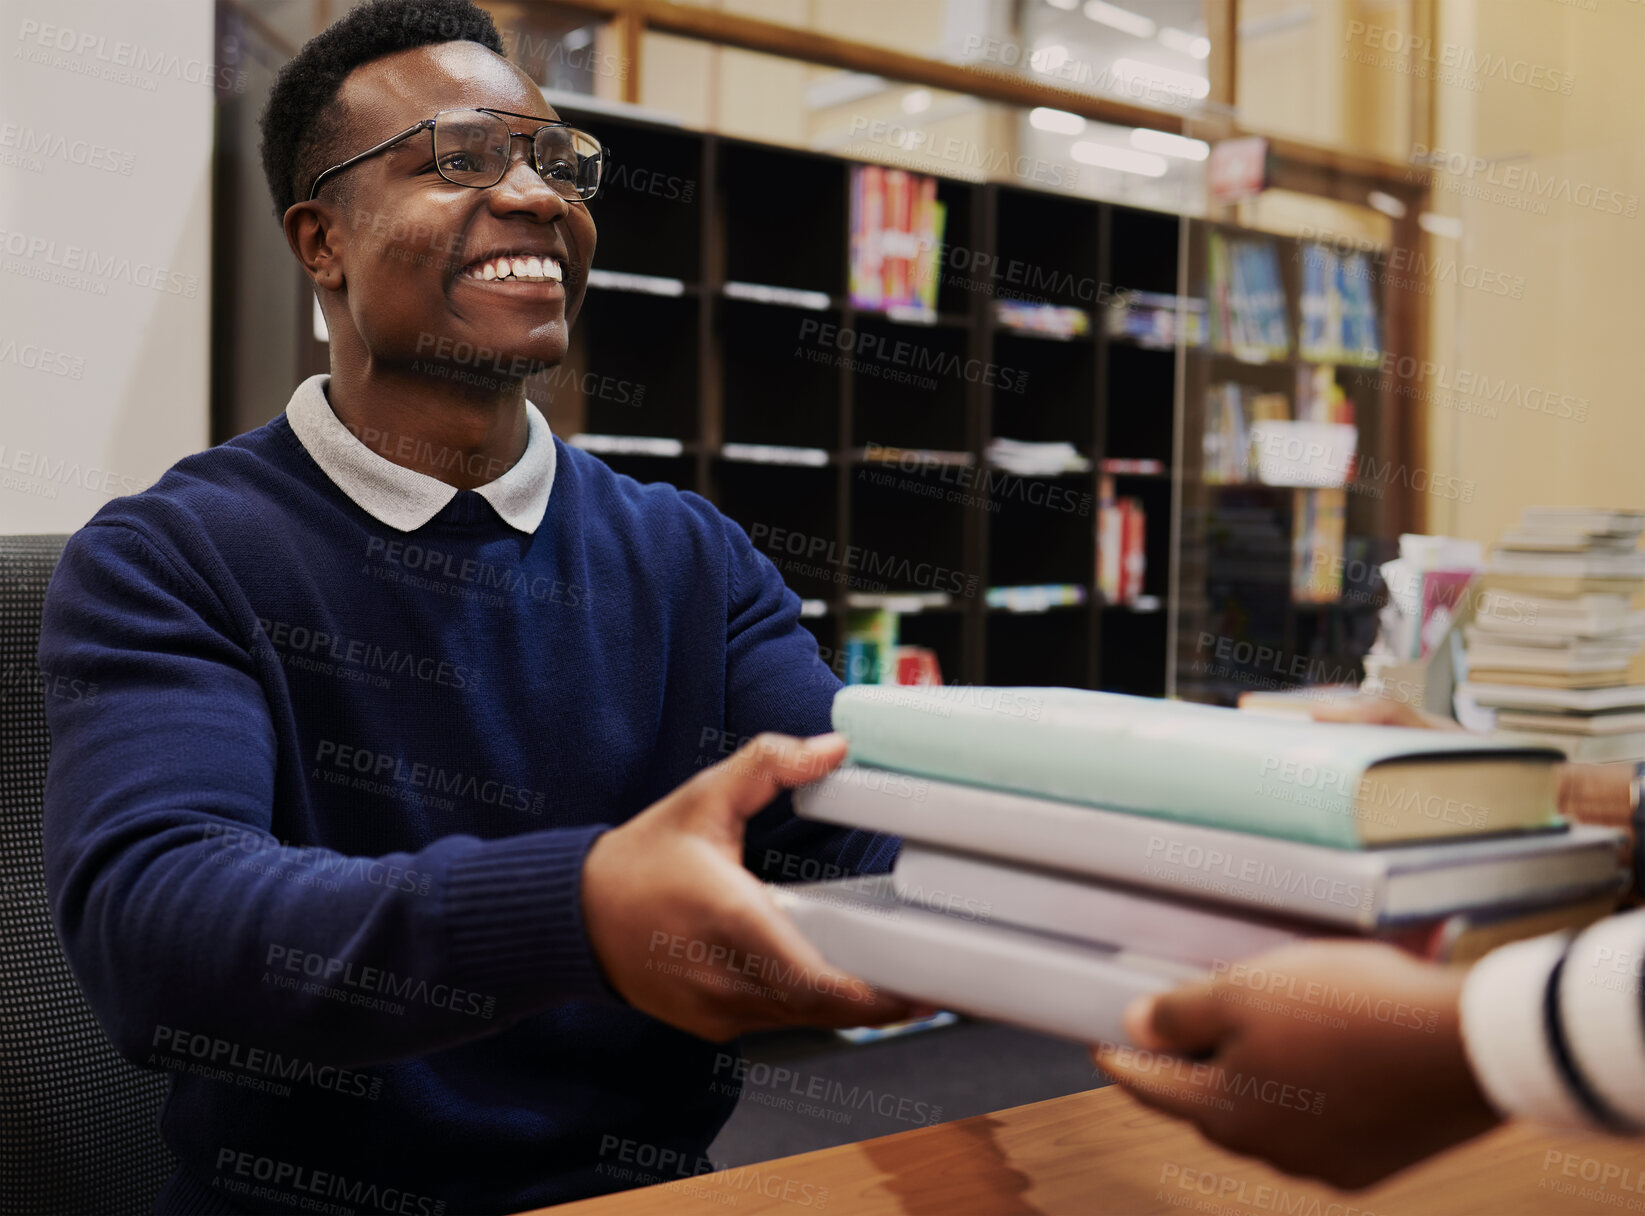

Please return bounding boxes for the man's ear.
[283,200,345,291]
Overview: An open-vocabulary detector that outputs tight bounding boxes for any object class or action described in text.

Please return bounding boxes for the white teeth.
[464,253,563,282]
[481,262,496,280]
[546,259,562,282]
[510,258,528,278]
[525,256,544,278]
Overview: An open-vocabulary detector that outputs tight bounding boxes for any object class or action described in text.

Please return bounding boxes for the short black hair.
[258,0,505,221]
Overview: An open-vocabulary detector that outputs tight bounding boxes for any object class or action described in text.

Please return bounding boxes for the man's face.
[307,41,596,378]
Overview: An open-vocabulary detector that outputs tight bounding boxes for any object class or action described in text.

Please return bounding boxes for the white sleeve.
[1458,907,1645,1133]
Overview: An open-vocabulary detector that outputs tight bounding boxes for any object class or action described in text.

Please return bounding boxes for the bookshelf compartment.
[994,189,1101,307]
[850,467,971,599]
[931,178,978,317]
[896,610,964,689]
[849,318,970,452]
[1098,608,1167,697]
[718,463,839,603]
[988,474,1095,588]
[566,116,703,282]
[990,333,1095,449]
[722,300,841,449]
[985,607,1091,688]
[723,144,845,295]
[1104,343,1175,465]
[1109,208,1181,296]
[578,291,699,439]
[588,452,694,490]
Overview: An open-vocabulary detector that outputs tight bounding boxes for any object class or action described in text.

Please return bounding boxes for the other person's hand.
[580,732,911,1041]
[1092,941,1500,1190]
[1308,695,1463,732]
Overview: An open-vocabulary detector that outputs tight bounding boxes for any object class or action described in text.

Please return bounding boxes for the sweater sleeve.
[39,522,620,1073]
[1458,906,1645,1133]
[717,516,900,882]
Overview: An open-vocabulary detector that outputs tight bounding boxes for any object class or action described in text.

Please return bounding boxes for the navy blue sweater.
[38,412,896,1214]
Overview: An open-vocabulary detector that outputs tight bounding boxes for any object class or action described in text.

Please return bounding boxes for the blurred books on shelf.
[1103,290,1205,348]
[1097,475,1146,605]
[1203,384,1287,484]
[1298,244,1381,365]
[1465,507,1645,761]
[1206,232,1289,362]
[986,584,1088,613]
[985,437,1091,476]
[841,607,943,687]
[994,300,1091,339]
[1291,488,1347,603]
[849,165,945,320]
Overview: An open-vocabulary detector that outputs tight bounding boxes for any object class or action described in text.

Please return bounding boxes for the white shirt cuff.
[1557,912,1645,1131]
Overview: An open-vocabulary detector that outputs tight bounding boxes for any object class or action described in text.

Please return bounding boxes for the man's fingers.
[689,733,849,825]
[1131,982,1233,1056]
[1095,1043,1227,1127]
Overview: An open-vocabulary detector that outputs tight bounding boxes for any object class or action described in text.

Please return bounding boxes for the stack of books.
[1096,476,1146,605]
[1464,508,1645,762]
[1297,243,1381,365]
[1206,233,1290,362]
[848,165,945,321]
[778,686,1624,1045]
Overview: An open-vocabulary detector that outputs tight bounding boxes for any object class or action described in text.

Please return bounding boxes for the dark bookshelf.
[485,107,1402,698]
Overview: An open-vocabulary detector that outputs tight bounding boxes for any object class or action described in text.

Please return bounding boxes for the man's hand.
[580,732,912,1041]
[1092,941,1500,1190]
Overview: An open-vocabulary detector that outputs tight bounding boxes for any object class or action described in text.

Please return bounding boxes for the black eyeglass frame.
[306,107,608,202]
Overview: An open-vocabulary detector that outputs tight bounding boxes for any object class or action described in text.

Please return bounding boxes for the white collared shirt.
[283,373,556,534]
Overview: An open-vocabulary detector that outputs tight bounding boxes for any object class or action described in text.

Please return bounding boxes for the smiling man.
[36,2,905,1213]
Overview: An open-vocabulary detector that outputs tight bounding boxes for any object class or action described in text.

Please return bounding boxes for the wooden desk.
[536,1085,1645,1215]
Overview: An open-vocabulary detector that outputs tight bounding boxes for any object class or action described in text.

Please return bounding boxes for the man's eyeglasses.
[307,107,607,203]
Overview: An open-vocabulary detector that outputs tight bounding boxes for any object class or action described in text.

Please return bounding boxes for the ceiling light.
[1158,27,1211,59]
[1129,128,1209,160]
[1084,1,1157,39]
[1112,57,1211,100]
[1418,212,1463,239]
[1029,43,1071,73]
[1070,140,1168,176]
[902,88,932,114]
[1045,0,1079,9]
[1030,106,1087,135]
[1367,191,1408,218]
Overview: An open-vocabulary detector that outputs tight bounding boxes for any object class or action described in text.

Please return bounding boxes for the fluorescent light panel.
[1069,140,1168,176]
[1129,128,1209,160]
[1084,1,1156,38]
[1030,106,1087,135]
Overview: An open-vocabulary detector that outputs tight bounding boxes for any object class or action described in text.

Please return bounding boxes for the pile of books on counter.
[778,686,1625,1045]
[1464,508,1645,762]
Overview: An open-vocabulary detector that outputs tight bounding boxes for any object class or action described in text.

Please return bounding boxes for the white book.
[1495,709,1645,736]
[1491,731,1645,764]
[1518,508,1645,538]
[1460,682,1645,712]
[892,845,1309,969]
[771,877,1197,1046]
[1464,623,1645,648]
[1487,551,1645,579]
[1497,532,1641,553]
[795,770,1624,929]
[1463,646,1633,674]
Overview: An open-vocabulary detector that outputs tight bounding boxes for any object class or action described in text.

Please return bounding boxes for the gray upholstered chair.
[0,534,173,1215]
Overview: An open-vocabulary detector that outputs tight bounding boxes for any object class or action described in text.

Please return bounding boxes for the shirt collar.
[284,374,556,534]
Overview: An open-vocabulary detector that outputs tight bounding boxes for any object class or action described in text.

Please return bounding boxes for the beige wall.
[1423,0,1645,544]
